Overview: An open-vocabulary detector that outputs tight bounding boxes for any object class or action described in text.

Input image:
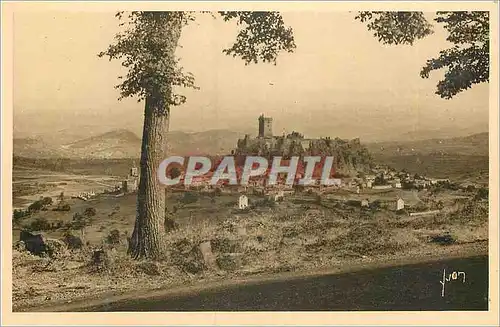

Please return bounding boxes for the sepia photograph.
[1,1,499,325]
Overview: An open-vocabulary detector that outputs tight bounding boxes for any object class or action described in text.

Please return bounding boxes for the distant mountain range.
[13,129,246,159]
[13,128,488,159]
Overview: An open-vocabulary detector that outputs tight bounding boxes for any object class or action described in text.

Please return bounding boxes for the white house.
[396,198,405,211]
[238,195,249,210]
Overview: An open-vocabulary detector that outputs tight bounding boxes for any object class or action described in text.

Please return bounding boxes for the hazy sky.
[13,11,489,141]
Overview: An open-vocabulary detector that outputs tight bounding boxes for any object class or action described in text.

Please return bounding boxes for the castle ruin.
[234,115,372,175]
[258,114,273,138]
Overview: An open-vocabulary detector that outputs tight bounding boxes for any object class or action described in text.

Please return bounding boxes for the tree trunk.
[128,14,183,260]
[128,98,170,259]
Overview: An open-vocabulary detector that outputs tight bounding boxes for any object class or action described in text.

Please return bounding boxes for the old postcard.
[1,1,499,326]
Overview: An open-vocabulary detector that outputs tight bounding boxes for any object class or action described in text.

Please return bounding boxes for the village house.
[392,178,402,188]
[396,197,405,211]
[361,199,369,207]
[122,165,139,193]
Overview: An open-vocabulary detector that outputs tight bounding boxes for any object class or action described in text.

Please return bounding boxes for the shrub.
[28,217,52,231]
[465,185,476,193]
[254,198,275,208]
[84,207,97,217]
[180,192,199,204]
[396,209,407,216]
[12,209,28,224]
[164,217,179,233]
[475,187,488,200]
[369,200,382,209]
[41,197,53,206]
[90,249,110,272]
[106,229,121,245]
[28,201,43,213]
[346,200,360,207]
[63,231,83,249]
[53,204,71,211]
[52,220,64,229]
[71,211,94,236]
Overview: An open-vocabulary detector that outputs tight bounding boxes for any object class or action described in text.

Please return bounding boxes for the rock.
[19,230,47,256]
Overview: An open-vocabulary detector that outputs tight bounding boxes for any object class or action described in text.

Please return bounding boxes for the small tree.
[84,207,97,218]
[72,212,93,238]
[29,217,52,232]
[106,229,121,245]
[57,192,65,204]
[41,197,53,206]
[27,201,43,213]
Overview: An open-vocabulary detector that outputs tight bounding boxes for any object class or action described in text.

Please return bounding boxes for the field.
[373,154,489,184]
[12,166,123,209]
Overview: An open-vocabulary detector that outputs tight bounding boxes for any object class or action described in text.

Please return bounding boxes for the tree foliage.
[98,12,198,109]
[219,11,296,65]
[99,11,296,108]
[356,11,490,99]
[355,12,434,45]
[420,11,489,99]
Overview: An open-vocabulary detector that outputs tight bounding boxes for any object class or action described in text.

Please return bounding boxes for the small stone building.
[238,195,249,210]
[122,178,138,193]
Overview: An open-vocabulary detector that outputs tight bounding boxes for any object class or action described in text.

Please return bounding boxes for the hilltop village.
[96,115,470,216]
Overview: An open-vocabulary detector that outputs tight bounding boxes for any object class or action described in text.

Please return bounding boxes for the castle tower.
[258,114,273,138]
